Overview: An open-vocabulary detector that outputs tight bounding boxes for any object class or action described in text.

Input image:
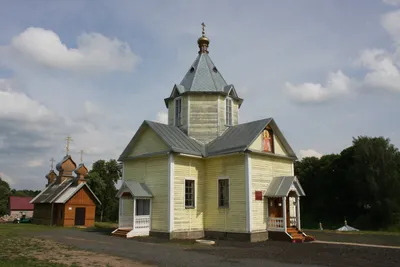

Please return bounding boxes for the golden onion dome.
[198,22,209,53]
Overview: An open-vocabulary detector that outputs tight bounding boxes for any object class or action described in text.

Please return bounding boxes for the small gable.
[249,122,293,157]
[128,126,169,157]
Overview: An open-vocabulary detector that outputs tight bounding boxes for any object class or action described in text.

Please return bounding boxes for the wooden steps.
[287,227,306,243]
[112,229,131,238]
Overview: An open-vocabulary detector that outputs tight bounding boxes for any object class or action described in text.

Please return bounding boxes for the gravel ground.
[32,228,400,267]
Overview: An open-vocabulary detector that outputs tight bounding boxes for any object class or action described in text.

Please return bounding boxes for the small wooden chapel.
[31,138,101,227]
[113,24,308,242]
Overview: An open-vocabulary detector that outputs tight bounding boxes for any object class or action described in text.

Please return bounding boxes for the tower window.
[175,97,182,126]
[213,67,218,73]
[190,66,195,73]
[225,97,233,126]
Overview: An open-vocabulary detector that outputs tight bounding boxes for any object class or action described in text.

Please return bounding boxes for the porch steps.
[287,227,305,243]
[112,228,132,238]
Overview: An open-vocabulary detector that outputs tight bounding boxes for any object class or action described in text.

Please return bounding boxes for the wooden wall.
[64,187,96,227]
[32,204,52,225]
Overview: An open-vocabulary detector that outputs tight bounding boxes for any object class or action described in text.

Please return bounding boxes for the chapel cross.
[50,158,55,170]
[201,22,206,36]
[80,149,84,163]
[65,135,73,155]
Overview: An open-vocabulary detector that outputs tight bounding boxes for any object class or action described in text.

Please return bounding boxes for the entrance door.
[74,208,86,226]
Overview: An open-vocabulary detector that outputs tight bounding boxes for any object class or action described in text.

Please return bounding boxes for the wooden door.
[74,207,86,226]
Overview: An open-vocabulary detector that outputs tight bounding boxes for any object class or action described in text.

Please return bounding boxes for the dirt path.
[32,228,400,267]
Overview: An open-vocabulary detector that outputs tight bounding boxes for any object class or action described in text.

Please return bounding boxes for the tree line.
[295,136,400,231]
[2,136,400,231]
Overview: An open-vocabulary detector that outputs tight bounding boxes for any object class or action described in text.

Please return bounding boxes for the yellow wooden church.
[113,24,307,242]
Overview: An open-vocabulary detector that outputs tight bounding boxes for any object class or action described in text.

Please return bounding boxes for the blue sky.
[1,0,400,189]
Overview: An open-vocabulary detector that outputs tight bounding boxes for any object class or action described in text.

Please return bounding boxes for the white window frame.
[174,97,182,126]
[184,178,196,209]
[134,198,151,216]
[217,177,230,208]
[225,97,233,126]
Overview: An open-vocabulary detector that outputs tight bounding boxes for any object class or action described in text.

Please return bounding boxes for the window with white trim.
[175,98,182,126]
[136,199,150,216]
[225,97,233,126]
[218,178,229,208]
[185,179,195,208]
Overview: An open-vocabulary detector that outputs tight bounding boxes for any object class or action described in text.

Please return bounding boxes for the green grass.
[94,221,118,229]
[304,228,400,236]
[0,257,71,267]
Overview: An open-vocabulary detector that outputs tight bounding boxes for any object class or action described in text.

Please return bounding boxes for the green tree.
[87,159,122,222]
[0,177,11,216]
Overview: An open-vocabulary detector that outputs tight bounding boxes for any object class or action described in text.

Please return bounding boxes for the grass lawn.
[0,223,72,267]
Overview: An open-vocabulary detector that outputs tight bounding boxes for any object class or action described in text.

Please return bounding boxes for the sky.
[1,0,400,190]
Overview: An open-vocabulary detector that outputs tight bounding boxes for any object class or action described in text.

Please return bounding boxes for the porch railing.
[119,215,133,229]
[267,217,284,231]
[134,215,150,229]
[289,217,297,227]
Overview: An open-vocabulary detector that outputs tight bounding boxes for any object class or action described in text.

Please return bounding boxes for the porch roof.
[116,181,153,198]
[265,176,305,197]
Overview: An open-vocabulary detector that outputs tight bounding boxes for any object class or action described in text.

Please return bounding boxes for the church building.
[114,24,307,242]
[31,144,101,228]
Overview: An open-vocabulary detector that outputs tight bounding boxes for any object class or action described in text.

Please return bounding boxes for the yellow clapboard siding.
[173,156,205,232]
[204,154,246,232]
[124,156,168,231]
[129,126,168,157]
[250,154,293,231]
[249,130,289,156]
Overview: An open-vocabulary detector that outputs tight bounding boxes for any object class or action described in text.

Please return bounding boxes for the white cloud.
[0,172,14,186]
[285,70,352,103]
[0,79,59,123]
[381,10,400,43]
[382,0,400,6]
[299,149,323,159]
[0,27,140,73]
[156,111,168,124]
[26,160,43,168]
[358,49,400,92]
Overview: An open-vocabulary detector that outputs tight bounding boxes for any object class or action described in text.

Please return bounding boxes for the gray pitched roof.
[116,181,153,198]
[265,176,305,197]
[31,179,74,204]
[54,182,102,205]
[120,118,296,160]
[118,120,204,160]
[207,118,272,156]
[180,53,228,92]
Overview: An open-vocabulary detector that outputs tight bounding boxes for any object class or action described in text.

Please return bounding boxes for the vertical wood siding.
[124,156,168,231]
[167,96,189,134]
[251,154,293,231]
[64,187,96,227]
[32,204,52,225]
[173,156,205,232]
[204,154,246,232]
[129,127,168,157]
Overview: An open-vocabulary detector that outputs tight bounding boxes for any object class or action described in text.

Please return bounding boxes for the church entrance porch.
[113,181,153,238]
[264,176,307,242]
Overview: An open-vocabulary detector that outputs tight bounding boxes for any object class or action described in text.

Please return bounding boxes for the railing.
[134,215,151,229]
[267,217,284,231]
[119,215,133,229]
[289,217,297,227]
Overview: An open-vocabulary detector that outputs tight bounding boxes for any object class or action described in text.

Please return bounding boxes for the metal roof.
[118,120,204,160]
[31,179,74,204]
[207,118,272,156]
[265,176,305,197]
[180,53,228,92]
[116,181,153,198]
[54,183,102,205]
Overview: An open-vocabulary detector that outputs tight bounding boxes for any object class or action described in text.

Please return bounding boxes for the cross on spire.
[65,135,73,155]
[80,149,84,163]
[50,158,55,170]
[201,22,206,36]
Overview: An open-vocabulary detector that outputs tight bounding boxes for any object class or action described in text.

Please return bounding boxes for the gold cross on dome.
[50,158,55,170]
[201,22,206,36]
[65,135,73,155]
